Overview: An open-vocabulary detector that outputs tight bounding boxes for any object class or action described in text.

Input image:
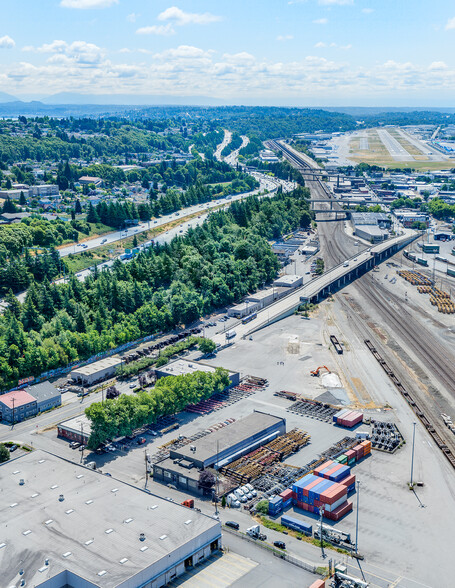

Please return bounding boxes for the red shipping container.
[345,449,356,459]
[329,500,353,521]
[341,474,356,488]
[280,488,293,501]
[323,464,343,479]
[309,580,325,588]
[308,505,314,513]
[305,477,326,494]
[320,486,347,505]
[314,460,334,476]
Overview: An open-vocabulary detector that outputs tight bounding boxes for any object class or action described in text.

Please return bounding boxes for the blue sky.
[0,0,455,105]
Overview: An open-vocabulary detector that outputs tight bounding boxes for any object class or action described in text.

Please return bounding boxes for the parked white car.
[245,483,257,497]
[241,485,253,500]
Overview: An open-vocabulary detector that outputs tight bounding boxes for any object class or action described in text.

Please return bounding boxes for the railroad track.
[365,339,455,470]
[273,142,455,469]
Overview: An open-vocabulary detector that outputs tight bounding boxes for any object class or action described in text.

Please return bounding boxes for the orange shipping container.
[309,580,325,588]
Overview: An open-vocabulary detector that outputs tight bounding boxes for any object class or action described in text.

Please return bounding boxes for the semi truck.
[246,525,267,540]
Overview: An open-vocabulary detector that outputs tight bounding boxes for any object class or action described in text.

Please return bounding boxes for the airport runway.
[376,128,414,161]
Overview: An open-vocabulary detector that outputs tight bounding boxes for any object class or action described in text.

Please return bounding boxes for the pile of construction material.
[221,428,310,484]
[333,409,363,428]
[398,270,431,286]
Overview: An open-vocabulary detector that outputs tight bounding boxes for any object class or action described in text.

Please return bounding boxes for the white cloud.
[0,35,15,49]
[154,45,213,60]
[319,0,353,4]
[119,48,131,53]
[429,61,448,70]
[60,0,118,8]
[446,17,455,30]
[277,35,294,41]
[362,8,374,14]
[35,40,105,65]
[5,43,455,103]
[127,12,138,23]
[158,6,221,26]
[313,18,328,24]
[340,44,352,50]
[314,42,326,48]
[136,24,175,36]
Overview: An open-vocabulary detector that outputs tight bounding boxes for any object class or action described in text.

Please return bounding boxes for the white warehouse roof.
[0,450,220,588]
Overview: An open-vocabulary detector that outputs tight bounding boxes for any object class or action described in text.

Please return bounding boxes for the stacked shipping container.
[291,473,350,519]
[333,409,363,428]
[268,495,284,516]
[279,488,293,510]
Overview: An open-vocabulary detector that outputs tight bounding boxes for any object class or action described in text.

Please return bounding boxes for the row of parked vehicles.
[224,522,286,550]
[227,483,257,507]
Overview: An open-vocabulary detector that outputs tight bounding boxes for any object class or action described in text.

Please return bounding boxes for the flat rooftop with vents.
[0,450,221,588]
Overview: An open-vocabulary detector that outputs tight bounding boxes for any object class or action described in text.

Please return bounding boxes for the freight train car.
[416,257,428,267]
[448,267,455,278]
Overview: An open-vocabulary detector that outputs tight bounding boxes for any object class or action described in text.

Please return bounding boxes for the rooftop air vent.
[58,494,64,502]
[19,479,25,486]
[139,533,145,542]
[140,545,148,552]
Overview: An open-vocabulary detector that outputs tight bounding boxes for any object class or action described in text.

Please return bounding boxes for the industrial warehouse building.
[0,450,221,588]
[350,212,392,243]
[58,413,92,445]
[153,412,286,494]
[70,356,123,386]
[155,359,240,387]
[26,381,61,413]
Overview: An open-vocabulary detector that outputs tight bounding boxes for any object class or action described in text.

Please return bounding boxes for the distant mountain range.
[1,92,455,118]
[0,91,19,103]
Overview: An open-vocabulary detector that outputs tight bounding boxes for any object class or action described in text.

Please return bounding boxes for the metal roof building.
[70,357,123,386]
[0,450,221,588]
[25,381,61,413]
[169,411,286,469]
[155,359,239,387]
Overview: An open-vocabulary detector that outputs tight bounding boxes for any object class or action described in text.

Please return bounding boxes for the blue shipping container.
[269,496,284,507]
[309,479,334,499]
[331,467,351,483]
[281,515,313,535]
[293,474,318,490]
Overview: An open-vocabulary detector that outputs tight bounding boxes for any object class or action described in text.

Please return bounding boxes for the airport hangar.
[153,411,286,495]
[0,450,221,588]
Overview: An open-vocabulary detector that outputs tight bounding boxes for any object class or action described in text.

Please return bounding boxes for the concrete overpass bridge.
[212,229,418,345]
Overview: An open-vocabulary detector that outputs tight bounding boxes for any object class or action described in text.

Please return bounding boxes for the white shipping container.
[323,495,348,513]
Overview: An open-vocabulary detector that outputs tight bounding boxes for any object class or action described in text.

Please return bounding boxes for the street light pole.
[355,481,360,554]
[319,506,325,559]
[410,421,417,487]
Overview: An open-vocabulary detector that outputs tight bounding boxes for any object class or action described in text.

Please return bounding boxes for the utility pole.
[319,506,326,559]
[145,449,148,488]
[11,397,15,427]
[410,421,417,488]
[80,424,84,463]
[355,481,360,554]
[214,440,219,517]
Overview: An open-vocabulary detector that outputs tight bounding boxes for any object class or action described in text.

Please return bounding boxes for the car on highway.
[225,521,240,530]
[101,238,107,244]
[273,541,286,549]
